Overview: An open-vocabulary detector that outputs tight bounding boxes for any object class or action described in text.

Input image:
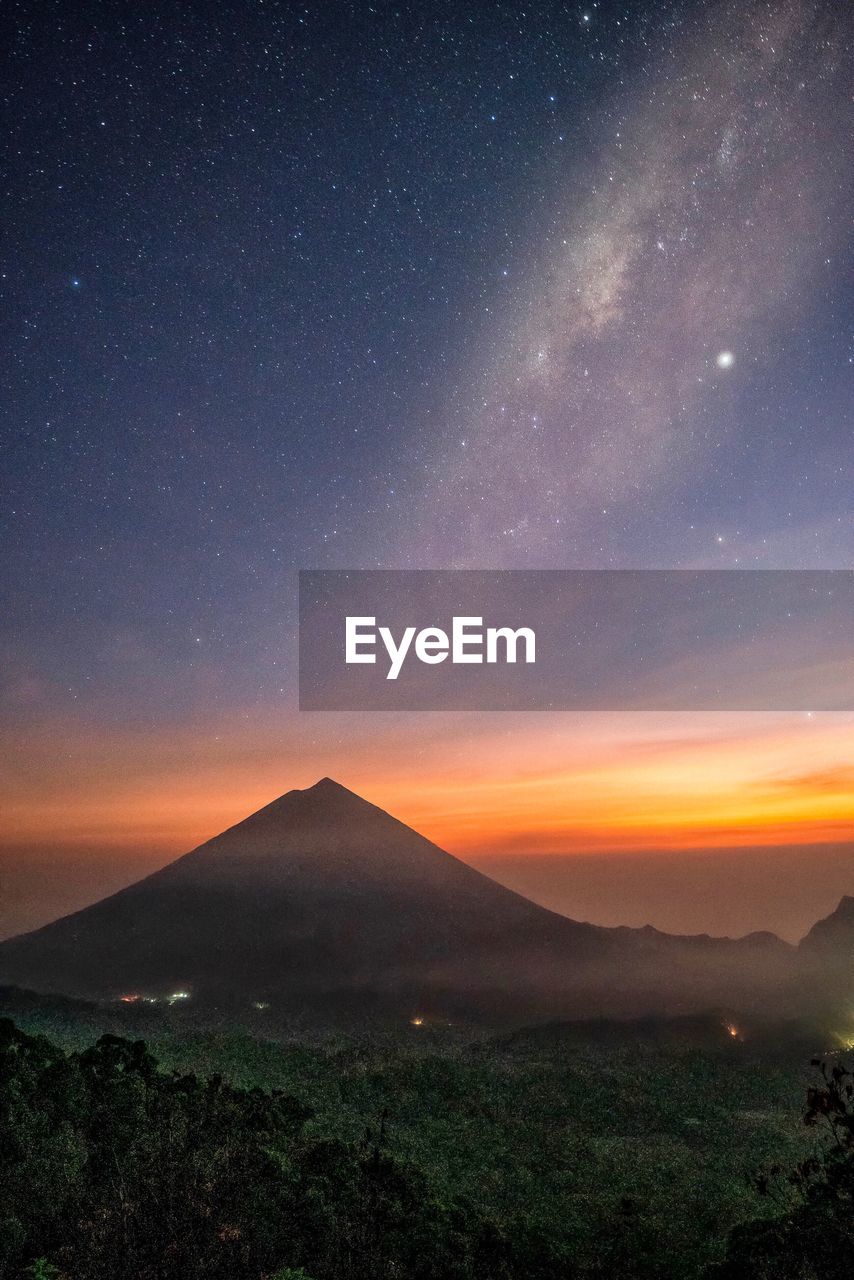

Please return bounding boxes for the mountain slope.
[0,779,792,1022]
[800,895,854,955]
[797,895,854,1012]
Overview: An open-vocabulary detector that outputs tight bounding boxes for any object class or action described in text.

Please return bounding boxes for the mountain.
[0,779,793,1024]
[798,895,854,1011]
[801,895,854,955]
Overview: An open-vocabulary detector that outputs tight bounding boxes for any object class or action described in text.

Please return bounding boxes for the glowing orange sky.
[3,708,851,855]
[1,707,852,944]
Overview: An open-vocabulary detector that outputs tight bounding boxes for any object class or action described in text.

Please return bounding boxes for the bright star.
[716,350,734,369]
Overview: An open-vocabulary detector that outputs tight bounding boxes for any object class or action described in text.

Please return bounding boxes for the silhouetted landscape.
[5,0,851,1270]
[2,782,854,1277]
[0,779,832,1024]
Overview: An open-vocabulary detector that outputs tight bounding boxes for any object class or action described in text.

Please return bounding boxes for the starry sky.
[1,0,852,942]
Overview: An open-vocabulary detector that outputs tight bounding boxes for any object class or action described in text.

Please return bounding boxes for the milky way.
[2,0,850,719]
[409,0,850,568]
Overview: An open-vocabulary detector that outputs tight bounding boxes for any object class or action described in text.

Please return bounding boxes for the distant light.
[724,1021,740,1039]
[167,990,190,1004]
[410,1016,424,1027]
[252,1000,270,1011]
[119,994,141,1003]
[716,350,735,369]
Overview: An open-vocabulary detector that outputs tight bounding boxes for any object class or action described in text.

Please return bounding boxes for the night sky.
[1,0,852,941]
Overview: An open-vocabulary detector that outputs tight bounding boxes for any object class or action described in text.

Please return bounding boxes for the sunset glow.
[2,708,850,858]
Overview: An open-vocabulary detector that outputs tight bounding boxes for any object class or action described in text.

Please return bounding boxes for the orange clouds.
[1,707,851,862]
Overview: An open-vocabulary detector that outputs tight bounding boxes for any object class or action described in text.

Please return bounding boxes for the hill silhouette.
[800,895,854,954]
[0,779,794,1023]
[797,894,854,1015]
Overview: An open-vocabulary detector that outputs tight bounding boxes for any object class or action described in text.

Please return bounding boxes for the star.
[716,350,735,369]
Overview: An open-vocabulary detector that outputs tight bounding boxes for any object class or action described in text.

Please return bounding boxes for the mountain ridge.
[0,778,806,1024]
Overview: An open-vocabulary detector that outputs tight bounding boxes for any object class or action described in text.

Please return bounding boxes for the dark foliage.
[1,1007,826,1280]
[709,1056,854,1278]
[0,1019,522,1280]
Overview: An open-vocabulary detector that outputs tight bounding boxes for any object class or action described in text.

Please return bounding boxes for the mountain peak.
[0,776,582,1009]
[800,893,854,950]
[228,777,373,832]
[0,780,797,1021]
[278,776,363,805]
[305,776,354,795]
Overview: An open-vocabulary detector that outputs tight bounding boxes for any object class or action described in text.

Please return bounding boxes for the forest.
[2,996,852,1279]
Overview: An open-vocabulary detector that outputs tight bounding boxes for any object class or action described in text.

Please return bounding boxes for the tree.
[0,1018,518,1279]
[708,1055,854,1278]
